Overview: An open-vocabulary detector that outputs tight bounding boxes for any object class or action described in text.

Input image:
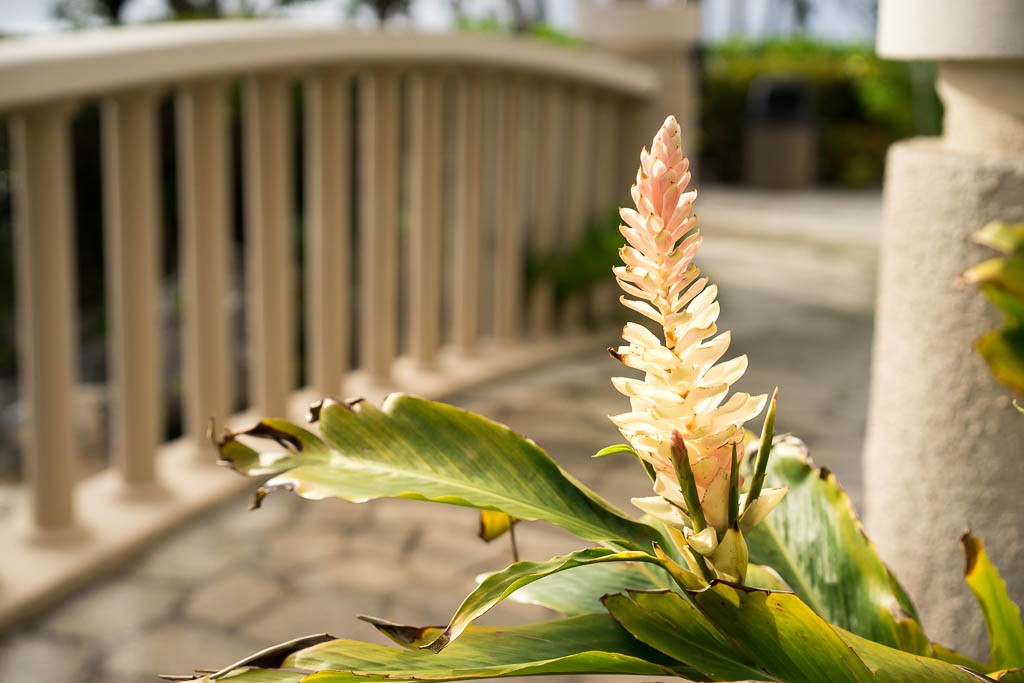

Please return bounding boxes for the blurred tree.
[53,0,223,24]
[52,0,129,26]
[279,0,411,26]
[349,0,411,24]
[842,0,878,27]
[451,0,553,36]
[792,0,810,28]
[505,0,545,33]
[167,0,223,18]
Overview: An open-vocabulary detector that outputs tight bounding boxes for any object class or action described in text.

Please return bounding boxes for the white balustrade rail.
[0,21,658,626]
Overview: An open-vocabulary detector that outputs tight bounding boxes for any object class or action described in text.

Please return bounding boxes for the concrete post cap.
[878,0,1024,60]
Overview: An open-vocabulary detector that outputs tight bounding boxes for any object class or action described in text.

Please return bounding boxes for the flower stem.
[690,547,717,583]
[727,441,739,529]
[670,431,708,532]
[743,387,778,516]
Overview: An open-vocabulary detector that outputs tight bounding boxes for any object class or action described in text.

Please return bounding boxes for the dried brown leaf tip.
[250,482,296,510]
[358,615,438,646]
[307,399,325,423]
[960,528,982,576]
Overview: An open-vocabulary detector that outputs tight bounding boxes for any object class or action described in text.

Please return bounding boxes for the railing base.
[0,331,613,631]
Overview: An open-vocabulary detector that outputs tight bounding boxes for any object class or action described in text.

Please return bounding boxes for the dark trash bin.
[744,76,818,188]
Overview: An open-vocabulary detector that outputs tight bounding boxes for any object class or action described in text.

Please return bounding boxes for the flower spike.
[610,115,783,583]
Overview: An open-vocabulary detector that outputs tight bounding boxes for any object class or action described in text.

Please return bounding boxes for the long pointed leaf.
[963,532,1024,670]
[603,590,772,681]
[217,419,330,476]
[425,548,661,652]
[219,395,665,551]
[286,615,696,681]
[689,581,874,683]
[975,328,1024,394]
[506,561,673,616]
[200,672,305,682]
[744,437,926,652]
[933,643,991,672]
[835,628,994,682]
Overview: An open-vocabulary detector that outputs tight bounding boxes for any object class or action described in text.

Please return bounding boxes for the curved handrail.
[0,21,659,111]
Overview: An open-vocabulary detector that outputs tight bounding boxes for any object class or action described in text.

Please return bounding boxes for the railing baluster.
[358,68,401,383]
[243,73,296,416]
[493,77,525,343]
[10,103,79,532]
[593,95,620,216]
[452,73,484,354]
[177,81,233,450]
[101,90,163,490]
[407,71,445,369]
[562,89,594,327]
[304,69,351,397]
[527,82,564,337]
[591,94,623,320]
[618,100,645,198]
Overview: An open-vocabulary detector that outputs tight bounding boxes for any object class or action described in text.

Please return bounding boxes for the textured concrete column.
[577,0,701,170]
[864,0,1024,657]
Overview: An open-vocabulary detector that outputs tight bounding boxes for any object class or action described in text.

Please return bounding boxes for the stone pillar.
[864,0,1024,658]
[576,0,701,170]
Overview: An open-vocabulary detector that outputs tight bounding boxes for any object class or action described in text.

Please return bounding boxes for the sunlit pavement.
[0,186,881,683]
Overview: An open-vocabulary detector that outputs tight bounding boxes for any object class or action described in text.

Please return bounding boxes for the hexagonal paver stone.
[44,575,179,640]
[185,569,281,625]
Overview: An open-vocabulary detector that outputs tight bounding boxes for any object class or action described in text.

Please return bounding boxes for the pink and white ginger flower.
[609,115,785,582]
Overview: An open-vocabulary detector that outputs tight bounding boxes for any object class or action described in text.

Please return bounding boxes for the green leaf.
[220,395,665,551]
[285,615,696,682]
[965,256,1024,300]
[932,643,990,672]
[593,443,635,457]
[745,563,791,591]
[745,437,926,652]
[976,328,1024,394]
[603,589,771,681]
[974,221,1024,256]
[506,561,673,616]
[603,587,988,683]
[689,582,874,682]
[198,671,305,682]
[172,632,336,681]
[743,387,778,514]
[979,283,1024,326]
[217,419,331,476]
[962,531,1024,670]
[425,548,662,652]
[836,628,993,682]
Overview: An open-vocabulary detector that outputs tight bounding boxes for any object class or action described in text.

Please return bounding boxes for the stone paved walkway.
[0,187,880,683]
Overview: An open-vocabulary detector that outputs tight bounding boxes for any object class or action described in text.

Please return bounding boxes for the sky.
[0,0,875,42]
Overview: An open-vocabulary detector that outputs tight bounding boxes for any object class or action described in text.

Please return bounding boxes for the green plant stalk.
[727,442,740,529]
[688,546,716,584]
[742,387,778,516]
[669,431,707,532]
[668,432,717,582]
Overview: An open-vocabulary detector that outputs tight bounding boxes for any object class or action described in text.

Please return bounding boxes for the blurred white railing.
[0,22,658,625]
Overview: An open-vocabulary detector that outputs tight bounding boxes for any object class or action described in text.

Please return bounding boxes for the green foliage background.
[700,36,942,187]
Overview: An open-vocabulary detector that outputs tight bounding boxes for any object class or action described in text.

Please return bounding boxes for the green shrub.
[700,36,941,187]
